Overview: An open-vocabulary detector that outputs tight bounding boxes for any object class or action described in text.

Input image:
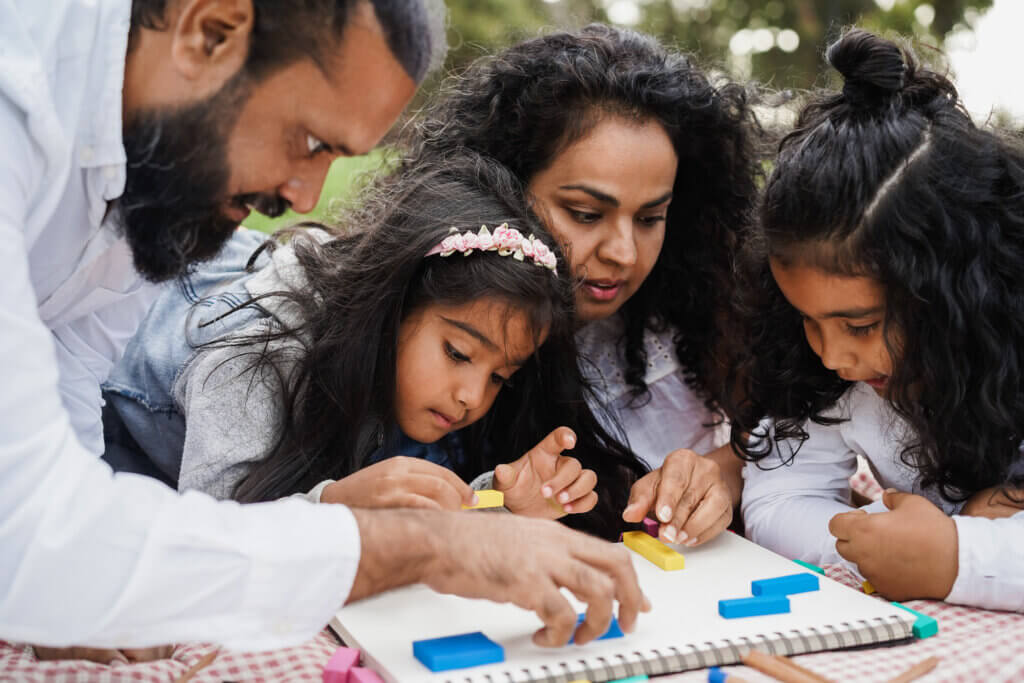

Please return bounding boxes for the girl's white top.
[743,381,1024,612]
[576,315,727,469]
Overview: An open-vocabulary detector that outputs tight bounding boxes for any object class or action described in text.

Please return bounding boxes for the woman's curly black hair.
[723,28,1024,502]
[406,23,760,413]
[208,151,646,539]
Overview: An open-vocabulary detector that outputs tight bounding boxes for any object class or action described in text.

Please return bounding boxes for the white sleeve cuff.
[947,512,1024,612]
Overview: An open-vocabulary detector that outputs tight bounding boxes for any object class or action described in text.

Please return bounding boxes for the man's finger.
[556,561,614,645]
[570,542,648,634]
[528,581,580,647]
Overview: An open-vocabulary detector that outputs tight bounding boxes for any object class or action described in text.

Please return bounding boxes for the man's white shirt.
[0,0,361,648]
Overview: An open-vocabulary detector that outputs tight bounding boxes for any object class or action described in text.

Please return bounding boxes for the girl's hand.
[961,486,1024,519]
[320,456,476,510]
[829,490,958,600]
[621,448,733,547]
[494,427,598,519]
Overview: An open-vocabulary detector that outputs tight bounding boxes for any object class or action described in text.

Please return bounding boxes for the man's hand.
[320,456,476,510]
[961,486,1024,519]
[829,490,958,601]
[347,509,651,647]
[622,448,733,546]
[494,427,597,519]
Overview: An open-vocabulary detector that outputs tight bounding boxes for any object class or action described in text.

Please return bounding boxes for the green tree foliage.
[441,0,993,88]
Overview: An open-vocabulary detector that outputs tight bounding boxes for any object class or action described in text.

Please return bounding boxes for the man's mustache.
[231,192,291,219]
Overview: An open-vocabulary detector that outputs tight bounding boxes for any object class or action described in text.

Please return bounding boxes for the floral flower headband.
[425,224,558,274]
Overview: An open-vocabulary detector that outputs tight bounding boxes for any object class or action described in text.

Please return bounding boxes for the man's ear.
[170,0,253,86]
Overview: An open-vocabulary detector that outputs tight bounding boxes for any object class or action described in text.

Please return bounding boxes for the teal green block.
[891,602,939,639]
[792,559,825,575]
[610,677,648,682]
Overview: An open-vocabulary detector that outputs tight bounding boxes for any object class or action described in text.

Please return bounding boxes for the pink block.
[323,646,361,683]
[642,517,659,537]
[349,666,386,683]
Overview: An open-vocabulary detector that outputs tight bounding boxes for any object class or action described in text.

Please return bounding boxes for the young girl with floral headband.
[101,152,646,538]
[726,29,1024,609]
[409,24,759,547]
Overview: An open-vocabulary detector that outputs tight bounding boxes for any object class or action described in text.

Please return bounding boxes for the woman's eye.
[306,133,327,155]
[568,208,601,224]
[444,342,470,363]
[638,214,666,226]
[846,322,880,337]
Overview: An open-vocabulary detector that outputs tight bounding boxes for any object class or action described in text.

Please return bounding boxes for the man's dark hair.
[130,0,441,82]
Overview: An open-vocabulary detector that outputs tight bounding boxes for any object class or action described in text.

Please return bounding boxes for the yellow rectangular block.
[462,489,504,509]
[622,531,685,571]
[862,580,875,594]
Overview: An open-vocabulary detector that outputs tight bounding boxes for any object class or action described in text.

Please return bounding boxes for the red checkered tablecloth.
[0,468,1010,683]
[4,571,1021,683]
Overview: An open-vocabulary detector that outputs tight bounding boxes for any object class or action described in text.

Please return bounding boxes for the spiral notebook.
[330,530,916,682]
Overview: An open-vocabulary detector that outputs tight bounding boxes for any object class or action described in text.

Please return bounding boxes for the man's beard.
[118,72,289,282]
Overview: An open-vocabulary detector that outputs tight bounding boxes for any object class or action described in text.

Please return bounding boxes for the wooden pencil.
[741,649,832,683]
[173,648,219,683]
[885,656,940,683]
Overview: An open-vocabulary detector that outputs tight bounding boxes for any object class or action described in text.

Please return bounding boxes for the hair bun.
[827,29,907,106]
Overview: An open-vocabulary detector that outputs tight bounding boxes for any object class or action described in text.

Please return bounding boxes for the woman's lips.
[583,280,623,302]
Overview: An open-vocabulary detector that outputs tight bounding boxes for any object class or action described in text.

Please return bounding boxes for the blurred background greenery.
[244,0,997,234]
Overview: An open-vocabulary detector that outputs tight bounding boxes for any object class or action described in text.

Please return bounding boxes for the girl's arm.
[741,416,860,566]
[174,341,287,499]
[947,511,1024,612]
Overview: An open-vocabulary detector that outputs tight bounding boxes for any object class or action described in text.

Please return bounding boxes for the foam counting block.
[322,646,360,683]
[751,572,820,596]
[622,531,685,571]
[641,517,660,537]
[348,667,385,683]
[462,489,504,509]
[413,631,504,672]
[862,580,876,594]
[718,594,790,619]
[569,613,624,643]
[892,602,939,639]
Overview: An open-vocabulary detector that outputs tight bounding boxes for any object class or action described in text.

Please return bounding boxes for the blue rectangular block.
[412,631,504,672]
[569,613,624,643]
[751,572,820,596]
[718,595,790,619]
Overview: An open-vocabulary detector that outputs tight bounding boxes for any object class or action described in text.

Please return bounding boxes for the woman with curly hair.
[410,24,760,546]
[728,28,1024,610]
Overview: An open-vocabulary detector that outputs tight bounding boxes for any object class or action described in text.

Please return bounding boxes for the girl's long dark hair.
[723,28,1024,501]
[408,23,759,413]
[209,152,645,538]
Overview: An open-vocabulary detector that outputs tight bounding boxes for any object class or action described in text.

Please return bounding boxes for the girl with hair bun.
[727,28,1024,609]
[411,24,760,547]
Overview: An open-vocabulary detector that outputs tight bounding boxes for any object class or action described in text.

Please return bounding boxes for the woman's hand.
[494,427,598,519]
[320,456,476,510]
[829,490,958,600]
[622,448,734,546]
[961,486,1024,519]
